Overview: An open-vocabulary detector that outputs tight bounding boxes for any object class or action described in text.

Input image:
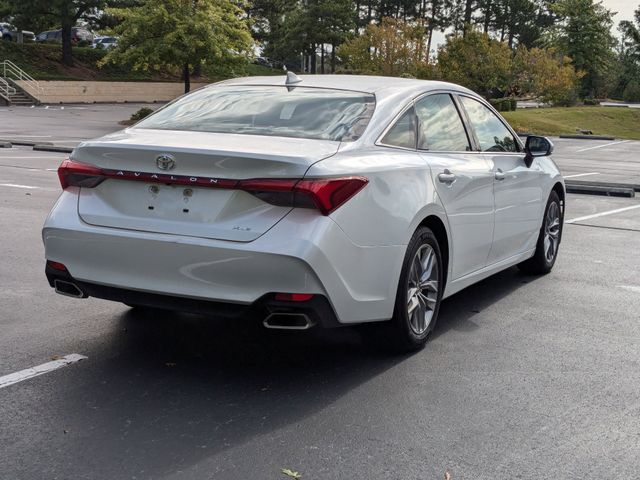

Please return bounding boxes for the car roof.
[214,74,477,102]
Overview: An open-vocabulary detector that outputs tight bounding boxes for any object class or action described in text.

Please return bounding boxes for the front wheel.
[384,226,444,352]
[518,190,563,274]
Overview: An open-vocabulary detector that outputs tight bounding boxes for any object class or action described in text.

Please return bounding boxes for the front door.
[457,95,543,264]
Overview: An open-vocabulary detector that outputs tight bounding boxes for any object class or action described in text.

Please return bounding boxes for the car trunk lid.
[75,128,339,242]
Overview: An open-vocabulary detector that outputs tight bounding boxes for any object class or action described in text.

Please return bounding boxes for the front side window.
[135,86,376,142]
[380,107,417,149]
[415,94,471,151]
[459,96,518,153]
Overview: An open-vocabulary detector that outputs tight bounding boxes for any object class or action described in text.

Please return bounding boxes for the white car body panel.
[42,75,565,325]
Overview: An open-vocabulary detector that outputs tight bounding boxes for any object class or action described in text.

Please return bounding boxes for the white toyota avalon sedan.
[43,74,564,350]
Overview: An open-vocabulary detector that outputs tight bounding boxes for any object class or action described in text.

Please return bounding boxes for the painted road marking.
[0,183,41,189]
[566,204,640,224]
[620,285,640,294]
[1,135,52,138]
[577,140,630,152]
[0,354,87,389]
[0,156,64,159]
[564,172,600,178]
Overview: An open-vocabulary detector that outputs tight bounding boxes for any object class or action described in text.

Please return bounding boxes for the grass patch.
[502,106,640,140]
[0,42,282,82]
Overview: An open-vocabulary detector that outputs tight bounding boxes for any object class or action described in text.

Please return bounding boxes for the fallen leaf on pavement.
[281,468,302,479]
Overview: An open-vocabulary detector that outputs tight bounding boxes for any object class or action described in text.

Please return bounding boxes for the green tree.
[437,29,582,102]
[339,17,427,76]
[437,29,513,97]
[542,0,616,97]
[101,0,253,93]
[4,0,109,66]
[260,0,354,73]
[512,46,582,104]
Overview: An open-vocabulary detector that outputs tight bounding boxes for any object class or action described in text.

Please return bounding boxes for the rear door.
[457,95,543,264]
[415,93,495,280]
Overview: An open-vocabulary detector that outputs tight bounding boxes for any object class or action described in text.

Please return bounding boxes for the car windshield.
[135,85,376,142]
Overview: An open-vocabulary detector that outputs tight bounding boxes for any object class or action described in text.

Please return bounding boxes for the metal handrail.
[0,76,16,102]
[1,60,43,95]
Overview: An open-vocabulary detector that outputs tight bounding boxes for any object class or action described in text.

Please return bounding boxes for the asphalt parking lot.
[1,103,153,148]
[554,137,640,188]
[1,139,639,479]
[2,104,640,190]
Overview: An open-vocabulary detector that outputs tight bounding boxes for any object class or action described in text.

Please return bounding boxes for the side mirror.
[524,135,554,168]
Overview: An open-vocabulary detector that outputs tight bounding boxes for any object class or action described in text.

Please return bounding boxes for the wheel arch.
[418,214,450,288]
[552,181,565,216]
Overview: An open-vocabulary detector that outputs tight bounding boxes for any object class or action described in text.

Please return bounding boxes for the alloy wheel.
[407,244,439,335]
[544,201,561,263]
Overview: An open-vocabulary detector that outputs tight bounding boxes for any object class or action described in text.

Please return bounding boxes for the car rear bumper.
[43,190,406,324]
[45,262,341,328]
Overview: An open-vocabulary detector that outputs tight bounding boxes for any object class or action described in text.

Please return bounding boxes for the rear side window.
[380,107,417,149]
[459,96,518,152]
[415,94,471,151]
[136,86,376,142]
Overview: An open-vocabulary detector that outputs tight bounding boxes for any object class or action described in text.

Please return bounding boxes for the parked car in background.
[0,23,35,42]
[36,27,93,44]
[91,36,118,49]
[43,75,565,351]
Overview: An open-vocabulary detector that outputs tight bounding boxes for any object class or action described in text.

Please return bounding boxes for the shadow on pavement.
[38,266,536,479]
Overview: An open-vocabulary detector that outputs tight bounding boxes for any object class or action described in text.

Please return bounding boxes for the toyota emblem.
[156,154,176,171]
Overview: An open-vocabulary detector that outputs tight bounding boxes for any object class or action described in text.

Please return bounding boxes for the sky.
[604,0,638,28]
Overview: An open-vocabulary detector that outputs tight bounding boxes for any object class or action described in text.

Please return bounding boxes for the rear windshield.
[135,85,376,142]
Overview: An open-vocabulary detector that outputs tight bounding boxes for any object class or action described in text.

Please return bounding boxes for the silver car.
[43,75,564,350]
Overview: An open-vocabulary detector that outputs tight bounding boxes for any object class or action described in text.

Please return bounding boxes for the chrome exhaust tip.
[53,279,86,299]
[263,312,315,330]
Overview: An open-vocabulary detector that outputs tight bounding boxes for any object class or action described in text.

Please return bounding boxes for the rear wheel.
[518,190,562,274]
[384,227,443,352]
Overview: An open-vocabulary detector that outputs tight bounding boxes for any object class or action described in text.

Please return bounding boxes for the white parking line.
[0,354,87,389]
[0,156,64,159]
[566,204,640,224]
[620,285,640,294]
[577,140,630,152]
[2,135,52,138]
[0,183,41,189]
[564,172,600,178]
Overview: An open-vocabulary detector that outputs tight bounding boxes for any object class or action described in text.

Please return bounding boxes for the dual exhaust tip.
[53,279,86,299]
[263,312,315,330]
[53,279,315,330]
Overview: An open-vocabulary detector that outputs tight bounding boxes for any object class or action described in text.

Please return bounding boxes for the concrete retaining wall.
[16,80,210,104]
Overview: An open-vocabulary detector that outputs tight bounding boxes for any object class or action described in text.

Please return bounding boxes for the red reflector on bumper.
[47,260,68,271]
[274,293,315,302]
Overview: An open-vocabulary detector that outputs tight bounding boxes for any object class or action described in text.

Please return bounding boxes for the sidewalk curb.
[566,182,635,198]
[33,144,74,153]
[559,135,616,141]
[0,139,53,147]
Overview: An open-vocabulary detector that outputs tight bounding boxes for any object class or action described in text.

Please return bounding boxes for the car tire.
[380,226,444,352]
[518,190,563,275]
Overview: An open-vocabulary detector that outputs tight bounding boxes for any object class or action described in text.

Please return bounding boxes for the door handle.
[438,170,457,185]
[495,169,506,181]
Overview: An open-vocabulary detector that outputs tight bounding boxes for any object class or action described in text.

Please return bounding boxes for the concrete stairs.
[1,60,42,106]
[5,85,36,106]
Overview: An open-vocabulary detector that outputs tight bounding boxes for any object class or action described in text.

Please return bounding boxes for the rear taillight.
[239,177,368,215]
[56,159,368,215]
[274,293,315,302]
[58,159,105,189]
[46,260,68,272]
[295,177,369,215]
